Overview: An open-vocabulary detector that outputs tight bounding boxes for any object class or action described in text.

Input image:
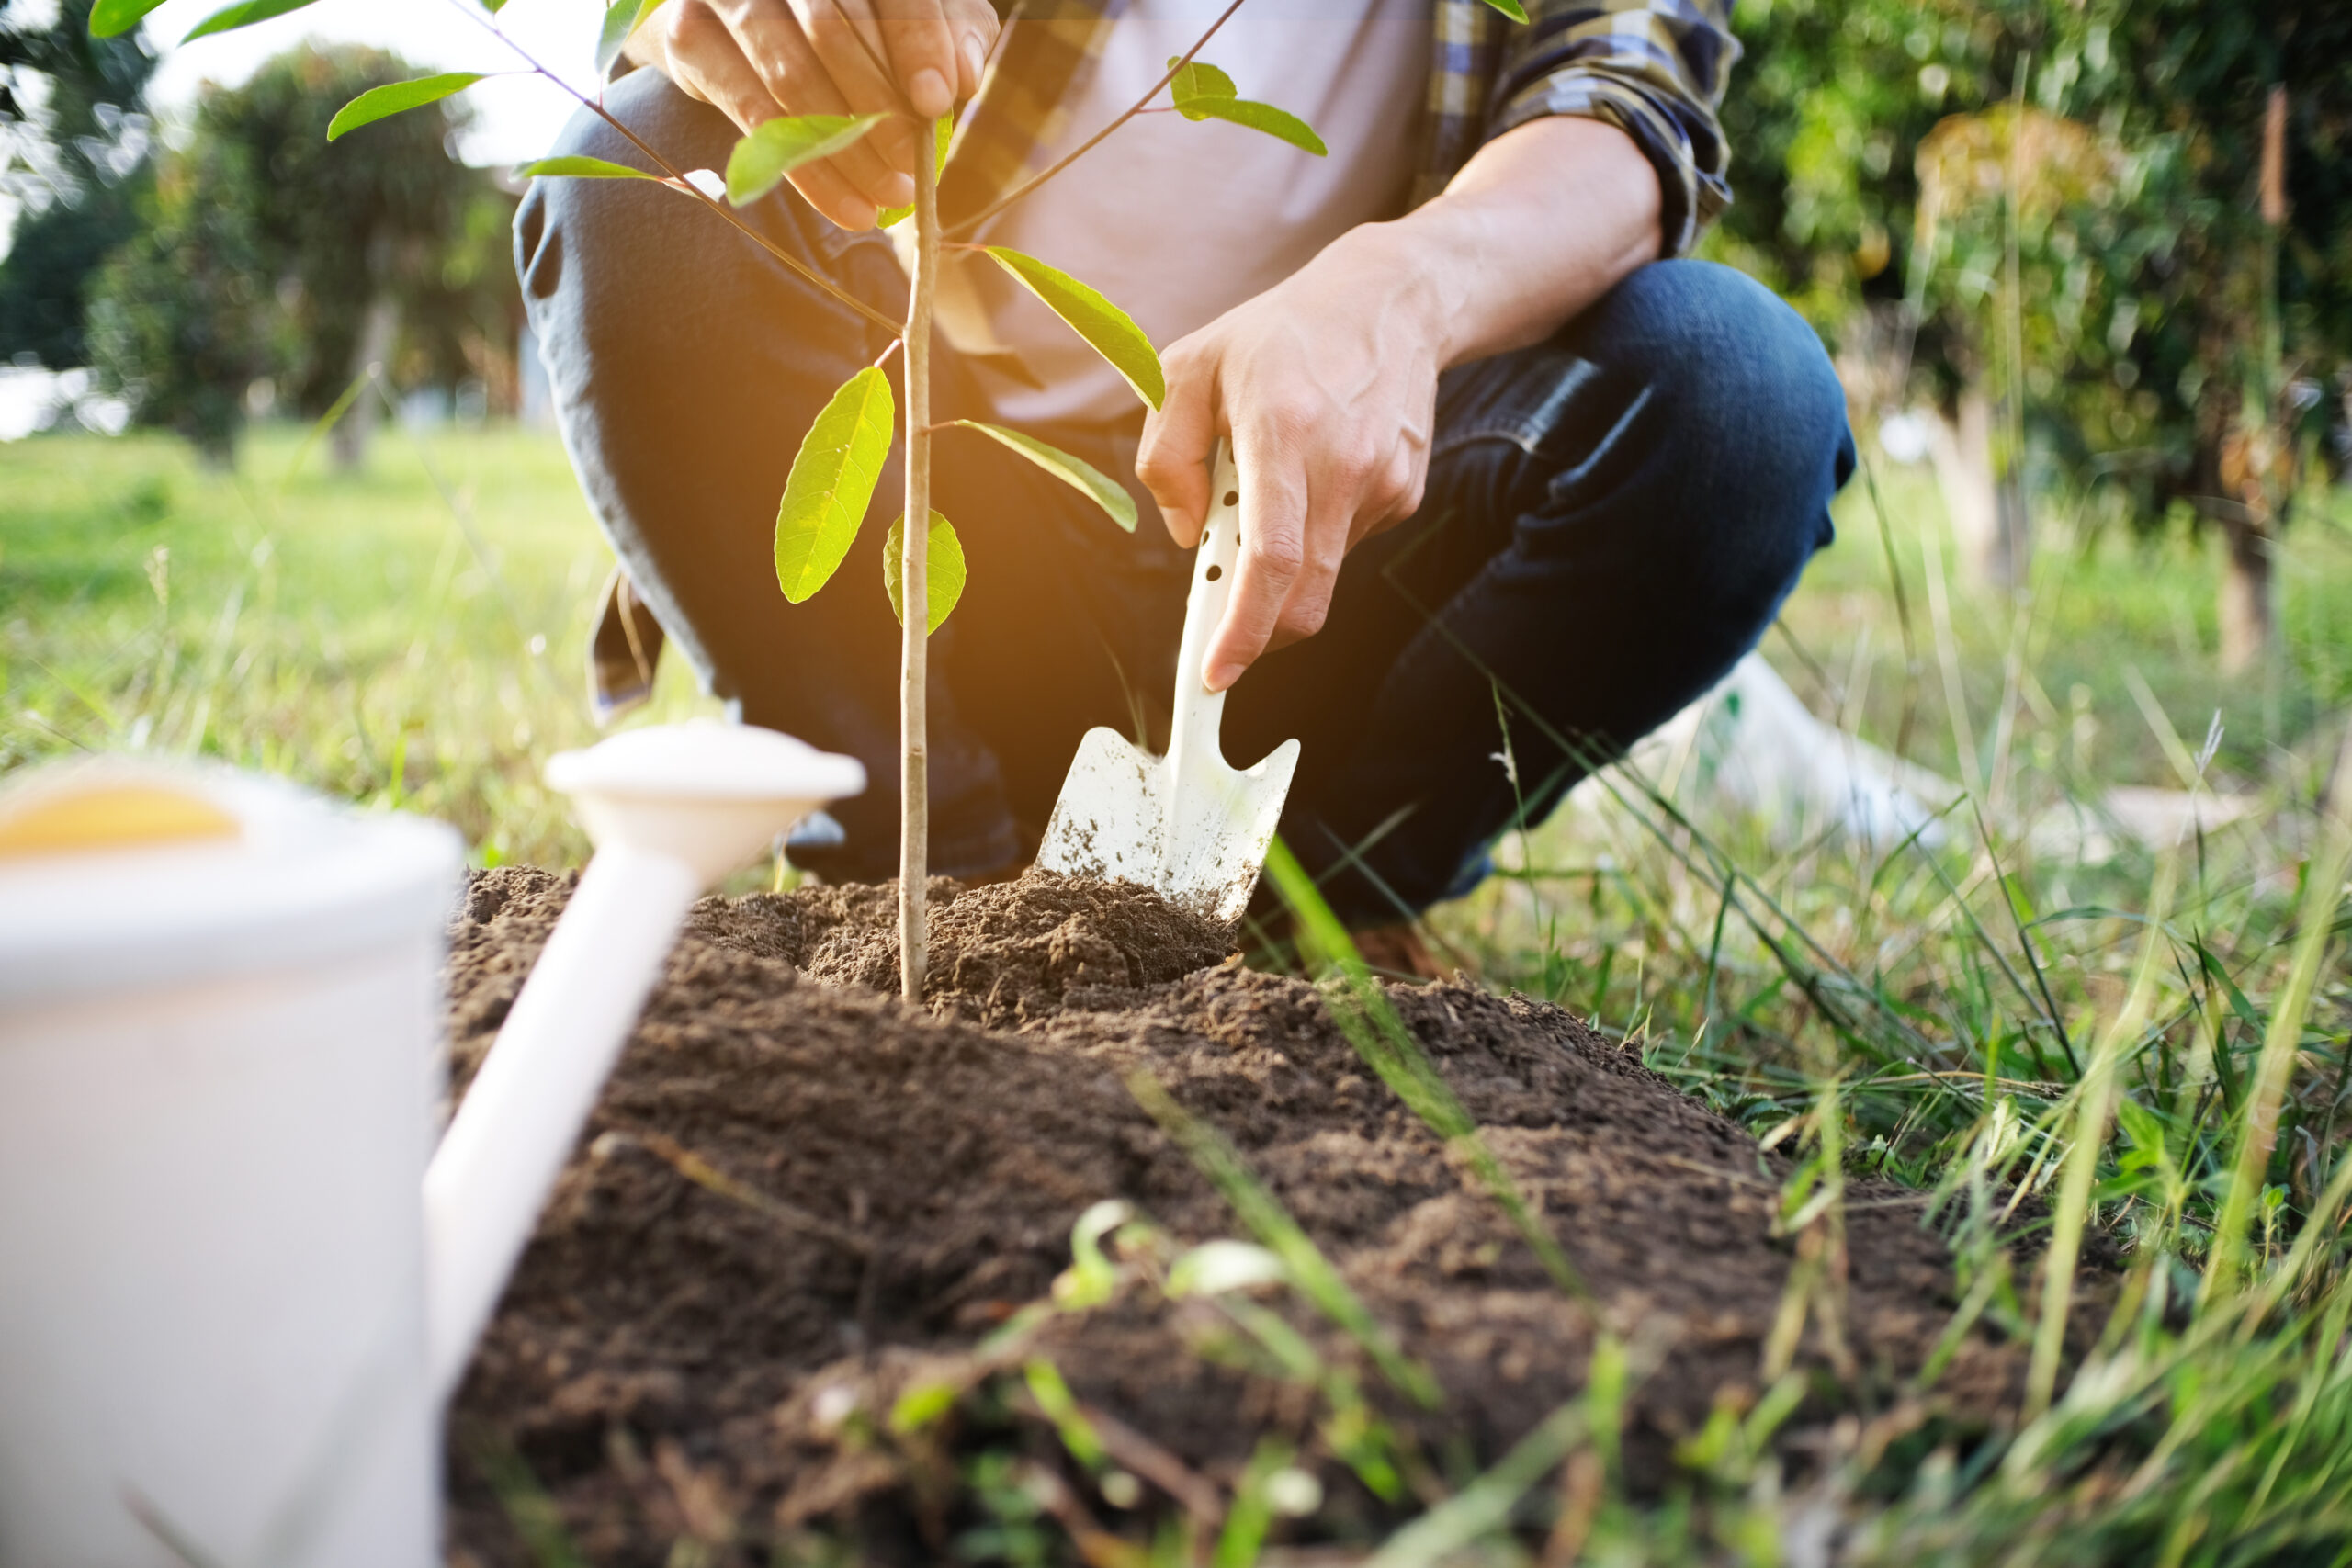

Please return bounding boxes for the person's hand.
[1136,117,1664,693]
[628,0,999,230]
[1136,225,1443,693]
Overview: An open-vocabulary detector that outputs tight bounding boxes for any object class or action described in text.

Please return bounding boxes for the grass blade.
[2207,727,2352,1292]
[1361,1402,1586,1568]
[1126,1070,1441,1408]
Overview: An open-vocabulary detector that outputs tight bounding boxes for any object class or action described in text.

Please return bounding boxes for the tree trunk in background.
[1929,388,2012,587]
[2217,85,2289,680]
[1991,443,2030,592]
[2217,513,2276,675]
[2197,409,2284,676]
[330,292,398,472]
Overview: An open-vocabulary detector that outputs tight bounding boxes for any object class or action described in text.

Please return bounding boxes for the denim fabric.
[518,72,1854,924]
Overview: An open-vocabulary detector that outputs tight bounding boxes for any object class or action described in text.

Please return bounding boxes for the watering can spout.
[420,721,863,1402]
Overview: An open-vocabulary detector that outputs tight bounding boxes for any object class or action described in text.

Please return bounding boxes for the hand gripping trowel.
[1036,441,1300,925]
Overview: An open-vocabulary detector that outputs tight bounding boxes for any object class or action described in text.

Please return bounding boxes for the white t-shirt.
[933,0,1432,428]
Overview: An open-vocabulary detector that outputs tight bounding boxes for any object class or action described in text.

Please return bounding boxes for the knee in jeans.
[514,70,713,308]
[1620,261,1848,489]
[1608,260,1849,593]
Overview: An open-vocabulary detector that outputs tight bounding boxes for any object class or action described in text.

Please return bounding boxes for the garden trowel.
[1036,441,1299,925]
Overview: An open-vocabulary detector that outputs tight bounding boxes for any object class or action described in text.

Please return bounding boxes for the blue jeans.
[517,72,1855,924]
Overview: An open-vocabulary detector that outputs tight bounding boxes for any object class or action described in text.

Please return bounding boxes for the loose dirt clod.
[442,866,2064,1565]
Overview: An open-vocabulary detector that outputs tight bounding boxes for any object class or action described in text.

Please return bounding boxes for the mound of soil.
[442,868,2051,1565]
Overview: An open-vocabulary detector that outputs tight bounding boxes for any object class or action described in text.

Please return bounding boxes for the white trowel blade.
[1035,441,1300,927]
[1035,728,1298,927]
[1036,726,1167,892]
[1165,735,1300,925]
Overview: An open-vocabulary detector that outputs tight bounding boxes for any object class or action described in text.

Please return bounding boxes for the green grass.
[7,422,2352,1562]
[0,423,718,867]
[1775,459,2352,791]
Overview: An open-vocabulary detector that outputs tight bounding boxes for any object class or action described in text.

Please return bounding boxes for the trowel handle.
[1169,441,1243,764]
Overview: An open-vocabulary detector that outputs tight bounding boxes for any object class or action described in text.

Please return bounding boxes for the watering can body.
[0,770,455,1568]
[0,723,862,1566]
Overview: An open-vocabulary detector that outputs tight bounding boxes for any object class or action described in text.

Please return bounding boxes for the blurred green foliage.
[0,0,154,367]
[82,44,519,462]
[1711,0,2352,523]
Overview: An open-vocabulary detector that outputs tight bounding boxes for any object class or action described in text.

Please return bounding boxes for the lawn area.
[9,423,2348,856]
[2,423,718,866]
[7,421,2352,1560]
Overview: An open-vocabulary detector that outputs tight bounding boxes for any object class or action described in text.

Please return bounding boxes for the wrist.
[1313,220,1463,367]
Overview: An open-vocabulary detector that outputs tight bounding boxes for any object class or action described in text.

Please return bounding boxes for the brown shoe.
[1348,922,1451,982]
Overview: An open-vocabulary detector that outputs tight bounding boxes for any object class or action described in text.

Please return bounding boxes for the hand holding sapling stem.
[624,0,998,228]
[240,0,1496,999]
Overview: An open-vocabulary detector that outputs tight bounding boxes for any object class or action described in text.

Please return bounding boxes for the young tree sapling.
[95,0,1516,997]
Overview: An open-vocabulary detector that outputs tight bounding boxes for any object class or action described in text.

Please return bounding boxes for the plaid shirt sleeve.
[1482,0,1740,256]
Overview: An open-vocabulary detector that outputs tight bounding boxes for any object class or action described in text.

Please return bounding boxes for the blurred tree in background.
[1710,0,2351,669]
[80,43,519,467]
[0,0,153,367]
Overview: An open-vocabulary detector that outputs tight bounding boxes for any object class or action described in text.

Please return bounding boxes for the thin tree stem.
[899,118,940,1001]
[942,0,1249,238]
[442,0,905,338]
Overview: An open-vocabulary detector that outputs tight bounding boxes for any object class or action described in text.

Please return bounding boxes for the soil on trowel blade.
[441,867,2068,1566]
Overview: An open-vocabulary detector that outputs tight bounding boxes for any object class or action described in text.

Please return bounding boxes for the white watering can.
[0,721,863,1568]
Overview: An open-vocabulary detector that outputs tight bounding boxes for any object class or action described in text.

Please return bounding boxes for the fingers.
[1266,472,1347,653]
[787,0,924,174]
[1197,400,1425,682]
[874,0,959,119]
[662,0,992,230]
[719,0,913,209]
[1351,434,1428,548]
[944,0,999,95]
[1202,413,1308,693]
[676,24,883,224]
[1136,344,1217,547]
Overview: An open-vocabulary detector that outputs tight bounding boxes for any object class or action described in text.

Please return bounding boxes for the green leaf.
[181,0,317,41]
[982,247,1164,410]
[888,1379,958,1434]
[327,73,486,141]
[946,421,1136,532]
[1167,57,1327,155]
[725,114,885,207]
[1479,0,1529,19]
[775,367,894,603]
[1182,96,1327,155]
[1167,58,1239,105]
[512,155,660,181]
[87,0,168,39]
[595,0,662,74]
[1023,1359,1105,1472]
[876,115,955,228]
[883,510,967,634]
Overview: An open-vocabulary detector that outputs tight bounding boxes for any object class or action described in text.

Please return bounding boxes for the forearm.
[1327,115,1664,370]
[1141,112,1668,686]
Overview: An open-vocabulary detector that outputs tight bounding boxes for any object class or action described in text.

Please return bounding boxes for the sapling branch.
[943,0,1252,238]
[899,118,942,1000]
[337,0,1306,1006]
[438,0,906,339]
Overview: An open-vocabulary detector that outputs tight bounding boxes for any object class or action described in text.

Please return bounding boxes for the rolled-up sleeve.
[1487,0,1738,256]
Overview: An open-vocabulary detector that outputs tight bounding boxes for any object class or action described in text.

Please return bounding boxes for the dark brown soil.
[442,867,2058,1566]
